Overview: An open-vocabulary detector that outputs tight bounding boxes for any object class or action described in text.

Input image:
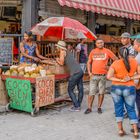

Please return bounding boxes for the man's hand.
[88,72,92,78]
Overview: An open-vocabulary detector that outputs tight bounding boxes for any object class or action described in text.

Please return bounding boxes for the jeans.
[136,89,140,111]
[136,89,140,128]
[68,70,84,108]
[111,85,137,124]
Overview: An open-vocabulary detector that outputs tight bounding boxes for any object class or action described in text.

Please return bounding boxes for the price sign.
[35,75,55,107]
[0,38,13,65]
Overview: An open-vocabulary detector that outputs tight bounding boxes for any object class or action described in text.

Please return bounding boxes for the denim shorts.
[111,85,137,124]
[89,75,106,96]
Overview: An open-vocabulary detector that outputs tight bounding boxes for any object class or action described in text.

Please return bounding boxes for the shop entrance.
[0,0,22,34]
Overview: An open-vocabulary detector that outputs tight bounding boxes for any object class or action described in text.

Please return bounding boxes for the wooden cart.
[1,74,69,116]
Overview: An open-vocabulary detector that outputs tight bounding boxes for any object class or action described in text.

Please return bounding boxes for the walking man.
[55,40,84,111]
[84,38,117,114]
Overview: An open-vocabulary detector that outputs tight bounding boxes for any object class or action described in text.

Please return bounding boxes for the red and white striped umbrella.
[31,17,96,41]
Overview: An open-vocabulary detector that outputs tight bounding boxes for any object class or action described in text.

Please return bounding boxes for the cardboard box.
[48,65,69,74]
[0,77,8,105]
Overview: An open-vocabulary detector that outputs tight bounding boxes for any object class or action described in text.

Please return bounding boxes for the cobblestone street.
[0,81,138,140]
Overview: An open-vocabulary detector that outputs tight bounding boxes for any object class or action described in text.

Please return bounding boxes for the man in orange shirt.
[85,38,117,114]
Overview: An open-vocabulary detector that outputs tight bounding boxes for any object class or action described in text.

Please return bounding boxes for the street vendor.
[55,40,84,112]
[20,31,50,64]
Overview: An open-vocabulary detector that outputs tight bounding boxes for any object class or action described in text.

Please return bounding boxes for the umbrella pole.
[62,28,64,40]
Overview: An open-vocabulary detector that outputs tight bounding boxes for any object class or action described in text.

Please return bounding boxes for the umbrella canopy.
[31,17,96,41]
[131,34,140,39]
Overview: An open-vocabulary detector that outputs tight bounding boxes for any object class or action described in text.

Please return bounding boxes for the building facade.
[0,0,140,37]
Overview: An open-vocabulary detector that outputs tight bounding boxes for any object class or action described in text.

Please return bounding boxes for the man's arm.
[56,50,66,66]
[87,51,93,77]
[87,59,92,77]
[77,51,80,63]
[76,44,81,63]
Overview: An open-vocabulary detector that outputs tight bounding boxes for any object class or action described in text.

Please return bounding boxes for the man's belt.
[93,74,106,76]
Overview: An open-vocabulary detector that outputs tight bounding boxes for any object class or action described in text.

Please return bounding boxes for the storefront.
[1,0,140,36]
[57,0,140,36]
[39,0,87,25]
[0,0,22,34]
[55,0,140,56]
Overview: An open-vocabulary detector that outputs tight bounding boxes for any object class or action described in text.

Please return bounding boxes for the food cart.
[1,73,69,116]
[0,36,70,116]
[0,17,96,116]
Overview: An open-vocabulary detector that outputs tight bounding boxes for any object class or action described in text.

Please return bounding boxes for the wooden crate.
[58,81,68,96]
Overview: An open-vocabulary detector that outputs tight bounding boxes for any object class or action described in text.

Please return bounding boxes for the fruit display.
[3,63,53,78]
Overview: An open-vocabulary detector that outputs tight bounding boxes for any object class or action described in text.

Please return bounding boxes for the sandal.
[134,134,139,139]
[97,108,102,114]
[118,130,126,137]
[84,108,92,114]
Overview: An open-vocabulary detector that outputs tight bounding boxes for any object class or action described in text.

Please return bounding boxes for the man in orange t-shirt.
[84,38,117,114]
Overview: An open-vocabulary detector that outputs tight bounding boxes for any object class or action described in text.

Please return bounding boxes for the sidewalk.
[0,81,137,140]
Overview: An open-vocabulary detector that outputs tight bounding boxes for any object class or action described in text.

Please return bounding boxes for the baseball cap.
[121,32,131,38]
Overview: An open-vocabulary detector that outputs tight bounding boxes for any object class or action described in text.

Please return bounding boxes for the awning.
[58,0,140,20]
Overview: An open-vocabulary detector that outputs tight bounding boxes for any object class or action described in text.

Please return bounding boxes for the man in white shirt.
[132,38,140,132]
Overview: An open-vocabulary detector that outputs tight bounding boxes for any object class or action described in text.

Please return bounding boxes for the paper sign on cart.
[35,75,55,108]
[6,78,33,112]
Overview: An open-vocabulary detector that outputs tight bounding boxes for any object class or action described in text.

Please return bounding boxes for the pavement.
[0,81,139,140]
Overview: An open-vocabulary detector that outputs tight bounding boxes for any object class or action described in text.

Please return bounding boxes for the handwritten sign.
[0,38,13,64]
[35,76,55,108]
[6,78,33,113]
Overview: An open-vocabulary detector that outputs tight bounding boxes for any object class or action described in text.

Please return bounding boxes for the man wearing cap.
[121,32,137,57]
[120,32,137,118]
[55,40,84,111]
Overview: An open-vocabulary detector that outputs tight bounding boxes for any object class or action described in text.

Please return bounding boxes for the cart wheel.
[5,103,13,112]
[31,108,39,117]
